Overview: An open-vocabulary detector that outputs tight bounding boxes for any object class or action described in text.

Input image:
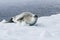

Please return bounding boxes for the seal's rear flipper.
[8,18,14,23]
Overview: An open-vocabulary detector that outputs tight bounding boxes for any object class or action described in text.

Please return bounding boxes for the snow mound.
[1,19,7,22]
[0,14,60,40]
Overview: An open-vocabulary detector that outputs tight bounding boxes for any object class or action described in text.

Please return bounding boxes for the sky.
[0,0,60,4]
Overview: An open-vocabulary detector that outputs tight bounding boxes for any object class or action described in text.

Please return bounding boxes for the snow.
[0,14,60,40]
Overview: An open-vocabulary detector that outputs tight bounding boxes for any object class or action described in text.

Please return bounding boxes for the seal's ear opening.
[8,18,14,23]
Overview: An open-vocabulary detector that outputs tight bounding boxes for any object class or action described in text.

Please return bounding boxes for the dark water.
[0,2,60,21]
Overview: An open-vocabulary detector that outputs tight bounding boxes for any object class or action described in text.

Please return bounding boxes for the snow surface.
[0,14,60,40]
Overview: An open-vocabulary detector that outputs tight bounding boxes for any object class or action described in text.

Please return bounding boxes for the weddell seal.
[8,12,38,26]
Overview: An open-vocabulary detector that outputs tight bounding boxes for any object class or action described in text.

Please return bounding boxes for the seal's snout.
[34,15,38,18]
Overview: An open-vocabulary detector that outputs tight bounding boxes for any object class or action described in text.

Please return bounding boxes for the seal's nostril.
[34,15,38,17]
